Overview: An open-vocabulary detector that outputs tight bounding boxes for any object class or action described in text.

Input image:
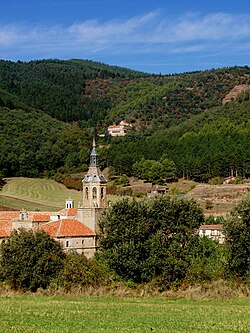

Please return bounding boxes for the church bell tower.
[80,138,107,232]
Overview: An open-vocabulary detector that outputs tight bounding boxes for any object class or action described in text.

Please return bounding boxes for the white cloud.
[170,12,250,42]
[0,11,250,59]
[0,25,25,46]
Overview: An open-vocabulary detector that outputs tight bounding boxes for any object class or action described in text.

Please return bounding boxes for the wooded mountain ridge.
[0,59,249,181]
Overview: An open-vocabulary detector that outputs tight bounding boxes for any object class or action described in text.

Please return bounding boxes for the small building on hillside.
[223,176,236,184]
[108,121,132,137]
[147,185,168,198]
[198,224,225,244]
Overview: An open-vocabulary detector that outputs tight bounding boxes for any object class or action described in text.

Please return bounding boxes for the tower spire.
[90,137,98,167]
[81,136,107,232]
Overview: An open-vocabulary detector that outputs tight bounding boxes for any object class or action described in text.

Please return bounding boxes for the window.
[101,187,104,199]
[93,187,97,199]
[85,187,88,199]
[66,201,72,208]
[66,241,69,247]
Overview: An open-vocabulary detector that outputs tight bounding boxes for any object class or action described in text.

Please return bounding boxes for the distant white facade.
[108,121,132,137]
[198,224,225,244]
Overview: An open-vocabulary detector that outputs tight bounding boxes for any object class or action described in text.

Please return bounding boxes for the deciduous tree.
[223,194,250,279]
[98,196,205,284]
[0,229,65,291]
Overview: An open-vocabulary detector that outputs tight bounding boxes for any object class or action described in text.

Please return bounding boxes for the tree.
[205,200,213,210]
[0,229,65,291]
[223,194,250,279]
[55,252,105,291]
[98,196,205,284]
[160,156,177,182]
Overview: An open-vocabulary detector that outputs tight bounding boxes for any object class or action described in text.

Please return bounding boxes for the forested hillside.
[0,60,249,129]
[0,59,148,125]
[0,102,89,177]
[0,59,249,181]
[104,99,250,181]
[85,66,250,130]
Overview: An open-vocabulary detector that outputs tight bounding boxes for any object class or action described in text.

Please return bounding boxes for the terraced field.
[0,178,83,211]
[186,183,250,217]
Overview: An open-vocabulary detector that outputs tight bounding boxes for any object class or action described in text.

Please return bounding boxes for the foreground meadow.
[0,296,250,333]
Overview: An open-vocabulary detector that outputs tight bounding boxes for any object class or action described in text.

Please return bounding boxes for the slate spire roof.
[83,137,107,184]
[90,137,98,167]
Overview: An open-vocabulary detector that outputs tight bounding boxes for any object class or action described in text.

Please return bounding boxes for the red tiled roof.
[35,219,96,237]
[108,125,120,129]
[31,213,51,222]
[0,211,19,221]
[57,208,78,216]
[0,220,12,237]
[199,224,223,231]
[0,211,52,223]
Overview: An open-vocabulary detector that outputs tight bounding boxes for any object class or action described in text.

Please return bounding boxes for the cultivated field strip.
[0,178,82,211]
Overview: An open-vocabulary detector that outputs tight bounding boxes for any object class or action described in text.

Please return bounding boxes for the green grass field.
[0,296,250,333]
[0,178,83,211]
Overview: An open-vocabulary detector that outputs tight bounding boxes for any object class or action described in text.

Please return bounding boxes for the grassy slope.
[0,296,249,333]
[0,178,82,211]
[1,177,249,215]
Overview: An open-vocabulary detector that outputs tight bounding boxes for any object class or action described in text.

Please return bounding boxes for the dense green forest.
[0,59,249,181]
[0,59,249,128]
[0,59,148,124]
[0,103,90,177]
[104,99,250,181]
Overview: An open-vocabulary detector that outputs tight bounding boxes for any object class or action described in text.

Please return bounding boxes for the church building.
[0,139,107,258]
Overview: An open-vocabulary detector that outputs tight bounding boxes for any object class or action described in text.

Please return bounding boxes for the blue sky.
[1,0,250,74]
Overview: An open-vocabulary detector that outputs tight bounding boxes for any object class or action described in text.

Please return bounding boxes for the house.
[223,176,236,184]
[147,185,168,198]
[0,138,107,258]
[198,224,225,244]
[108,120,132,137]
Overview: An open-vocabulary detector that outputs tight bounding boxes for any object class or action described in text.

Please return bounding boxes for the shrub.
[54,252,106,291]
[223,194,250,279]
[206,216,225,225]
[114,174,130,186]
[208,177,224,185]
[106,182,118,195]
[0,229,65,291]
[186,237,224,282]
[205,200,214,210]
[118,187,133,196]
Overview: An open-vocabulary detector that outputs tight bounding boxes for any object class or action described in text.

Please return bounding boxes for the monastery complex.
[0,139,107,258]
[0,139,226,255]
